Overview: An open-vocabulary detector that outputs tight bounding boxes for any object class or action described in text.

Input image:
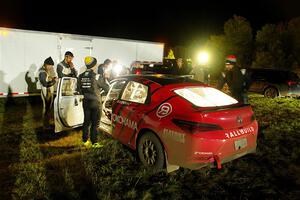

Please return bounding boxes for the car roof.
[115,74,203,86]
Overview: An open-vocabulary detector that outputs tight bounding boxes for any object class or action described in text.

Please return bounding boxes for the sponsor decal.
[156,103,172,119]
[112,114,137,130]
[194,152,213,155]
[237,116,243,125]
[225,126,255,139]
[163,128,185,144]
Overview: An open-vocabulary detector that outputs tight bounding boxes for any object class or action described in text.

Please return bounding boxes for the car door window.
[104,80,126,108]
[61,78,78,96]
[121,81,148,104]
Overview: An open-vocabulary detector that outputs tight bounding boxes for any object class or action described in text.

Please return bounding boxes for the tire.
[137,132,165,171]
[264,87,278,98]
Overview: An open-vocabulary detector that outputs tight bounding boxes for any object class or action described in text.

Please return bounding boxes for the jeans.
[41,88,54,127]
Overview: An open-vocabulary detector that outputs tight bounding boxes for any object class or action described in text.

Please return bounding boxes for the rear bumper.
[285,90,300,97]
[279,85,300,97]
[186,146,257,170]
[167,122,258,170]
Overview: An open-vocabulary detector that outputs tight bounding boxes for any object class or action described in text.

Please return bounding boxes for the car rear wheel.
[137,132,165,171]
[264,87,278,98]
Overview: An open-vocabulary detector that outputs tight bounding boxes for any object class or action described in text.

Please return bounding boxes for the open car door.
[100,80,127,135]
[54,77,84,133]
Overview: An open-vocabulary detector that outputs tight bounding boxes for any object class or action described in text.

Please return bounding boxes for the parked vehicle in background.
[248,68,300,98]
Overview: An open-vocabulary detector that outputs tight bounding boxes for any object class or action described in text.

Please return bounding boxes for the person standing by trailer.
[98,59,111,77]
[78,56,109,148]
[57,51,78,78]
[97,59,112,94]
[38,57,57,129]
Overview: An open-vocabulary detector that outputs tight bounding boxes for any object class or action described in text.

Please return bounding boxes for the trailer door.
[54,77,84,132]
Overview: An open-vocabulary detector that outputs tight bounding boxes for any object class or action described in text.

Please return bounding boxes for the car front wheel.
[264,87,278,98]
[137,132,165,171]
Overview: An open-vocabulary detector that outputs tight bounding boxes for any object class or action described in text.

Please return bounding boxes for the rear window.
[287,72,299,81]
[174,87,238,107]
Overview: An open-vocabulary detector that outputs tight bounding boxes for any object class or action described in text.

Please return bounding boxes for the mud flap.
[165,151,179,173]
[213,155,222,169]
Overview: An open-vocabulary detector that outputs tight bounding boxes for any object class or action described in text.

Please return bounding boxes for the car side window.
[61,79,77,96]
[121,81,148,104]
[252,71,265,81]
[107,80,126,101]
[104,80,126,109]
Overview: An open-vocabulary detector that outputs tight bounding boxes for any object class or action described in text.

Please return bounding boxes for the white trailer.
[0,27,164,97]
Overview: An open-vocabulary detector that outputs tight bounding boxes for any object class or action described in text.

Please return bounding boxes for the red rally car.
[54,75,258,172]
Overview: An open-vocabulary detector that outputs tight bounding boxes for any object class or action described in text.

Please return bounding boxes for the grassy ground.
[0,95,299,200]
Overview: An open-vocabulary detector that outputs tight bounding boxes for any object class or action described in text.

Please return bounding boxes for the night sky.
[0,0,299,45]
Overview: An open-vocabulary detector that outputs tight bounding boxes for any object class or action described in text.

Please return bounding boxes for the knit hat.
[225,55,237,64]
[84,56,97,69]
[44,57,54,65]
[65,51,74,57]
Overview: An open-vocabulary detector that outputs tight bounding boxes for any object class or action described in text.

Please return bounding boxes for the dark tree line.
[208,15,300,73]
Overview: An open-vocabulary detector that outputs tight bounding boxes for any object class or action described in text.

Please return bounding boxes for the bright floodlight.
[197,51,209,65]
[113,64,123,76]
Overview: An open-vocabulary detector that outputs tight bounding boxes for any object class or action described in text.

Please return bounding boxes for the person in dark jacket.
[217,55,248,103]
[97,58,111,94]
[98,59,111,79]
[172,58,192,75]
[57,51,78,78]
[78,56,109,148]
[38,57,57,129]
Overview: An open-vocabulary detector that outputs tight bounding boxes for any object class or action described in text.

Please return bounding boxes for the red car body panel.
[108,75,258,169]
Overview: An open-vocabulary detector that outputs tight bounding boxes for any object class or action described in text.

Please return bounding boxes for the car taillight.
[172,119,223,134]
[135,69,142,75]
[287,81,297,86]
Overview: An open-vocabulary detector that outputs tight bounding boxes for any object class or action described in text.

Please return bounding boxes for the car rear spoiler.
[194,103,251,113]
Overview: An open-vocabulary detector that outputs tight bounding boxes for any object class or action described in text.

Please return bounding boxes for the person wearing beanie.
[56,51,78,78]
[217,55,249,103]
[78,56,109,148]
[38,56,57,129]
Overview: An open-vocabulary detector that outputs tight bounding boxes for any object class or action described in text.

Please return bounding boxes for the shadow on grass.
[36,127,83,143]
[0,96,29,199]
[35,127,70,143]
[42,151,98,200]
